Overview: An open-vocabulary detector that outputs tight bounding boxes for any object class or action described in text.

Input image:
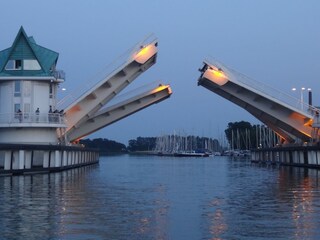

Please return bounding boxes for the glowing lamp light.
[62,88,66,91]
[134,43,157,64]
[203,67,228,86]
[212,69,225,78]
[137,45,150,56]
[304,118,313,126]
[151,84,172,95]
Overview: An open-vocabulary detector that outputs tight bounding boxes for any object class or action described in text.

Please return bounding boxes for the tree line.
[79,138,127,154]
[225,121,279,150]
[79,121,278,153]
[79,135,222,153]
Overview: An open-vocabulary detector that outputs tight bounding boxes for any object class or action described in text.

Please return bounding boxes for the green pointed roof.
[0,26,59,77]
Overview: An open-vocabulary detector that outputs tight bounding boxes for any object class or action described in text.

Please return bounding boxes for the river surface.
[1,155,320,240]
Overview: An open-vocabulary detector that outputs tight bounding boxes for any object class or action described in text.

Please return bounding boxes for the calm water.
[1,155,320,240]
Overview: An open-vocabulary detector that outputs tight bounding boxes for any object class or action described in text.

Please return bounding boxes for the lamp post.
[292,87,306,110]
[301,87,305,110]
[292,87,313,110]
[307,88,312,106]
[291,87,297,108]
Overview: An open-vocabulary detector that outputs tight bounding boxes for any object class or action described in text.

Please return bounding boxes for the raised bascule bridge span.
[0,29,172,175]
[67,83,172,142]
[58,36,172,143]
[197,59,320,145]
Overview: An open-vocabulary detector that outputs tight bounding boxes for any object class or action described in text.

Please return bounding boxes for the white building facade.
[0,27,65,144]
[0,27,99,175]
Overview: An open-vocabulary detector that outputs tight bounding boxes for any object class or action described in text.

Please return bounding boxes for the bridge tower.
[0,27,65,144]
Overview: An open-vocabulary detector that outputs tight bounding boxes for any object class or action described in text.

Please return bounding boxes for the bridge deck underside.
[68,85,172,142]
[62,41,161,142]
[198,77,313,143]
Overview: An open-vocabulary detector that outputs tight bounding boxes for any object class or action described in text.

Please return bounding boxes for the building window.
[14,81,21,97]
[24,103,30,116]
[6,60,15,70]
[49,83,53,98]
[14,103,21,113]
[23,60,41,70]
[24,81,31,97]
[24,103,30,113]
[5,60,14,69]
[5,60,22,70]
[16,60,22,69]
[5,59,41,70]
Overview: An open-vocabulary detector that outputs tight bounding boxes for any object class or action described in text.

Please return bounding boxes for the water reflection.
[0,163,171,239]
[201,160,320,240]
[206,198,228,240]
[277,167,320,239]
[1,156,320,239]
[0,166,98,239]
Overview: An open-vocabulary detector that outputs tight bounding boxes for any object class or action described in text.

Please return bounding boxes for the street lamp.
[301,87,305,110]
[292,87,306,110]
[291,87,297,107]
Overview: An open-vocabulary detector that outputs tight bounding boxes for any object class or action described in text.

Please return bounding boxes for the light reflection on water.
[0,155,320,239]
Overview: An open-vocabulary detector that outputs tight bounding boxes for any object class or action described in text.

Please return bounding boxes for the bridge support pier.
[252,146,320,168]
[0,144,99,175]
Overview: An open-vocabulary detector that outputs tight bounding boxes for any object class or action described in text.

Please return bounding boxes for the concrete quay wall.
[251,146,320,168]
[0,144,99,175]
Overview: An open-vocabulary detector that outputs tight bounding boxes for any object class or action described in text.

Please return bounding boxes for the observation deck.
[0,112,65,128]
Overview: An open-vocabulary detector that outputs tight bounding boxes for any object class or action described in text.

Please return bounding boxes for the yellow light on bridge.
[134,43,157,64]
[137,45,150,56]
[212,69,225,78]
[304,118,313,127]
[151,84,172,95]
[203,67,228,86]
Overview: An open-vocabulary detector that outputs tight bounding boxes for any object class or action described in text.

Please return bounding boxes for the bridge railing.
[205,57,319,117]
[57,34,157,110]
[103,80,164,108]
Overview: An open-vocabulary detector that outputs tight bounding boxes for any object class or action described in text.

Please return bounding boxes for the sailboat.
[173,151,209,157]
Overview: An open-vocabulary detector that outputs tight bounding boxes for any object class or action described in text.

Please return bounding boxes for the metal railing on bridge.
[205,57,320,117]
[57,34,157,110]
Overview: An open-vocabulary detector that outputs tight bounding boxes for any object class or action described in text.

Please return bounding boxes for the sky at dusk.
[1,0,320,144]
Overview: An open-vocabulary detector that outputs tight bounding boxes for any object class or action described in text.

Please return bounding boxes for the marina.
[154,133,220,157]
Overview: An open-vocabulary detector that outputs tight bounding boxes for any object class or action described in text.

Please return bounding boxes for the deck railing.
[0,112,65,125]
[52,70,66,80]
